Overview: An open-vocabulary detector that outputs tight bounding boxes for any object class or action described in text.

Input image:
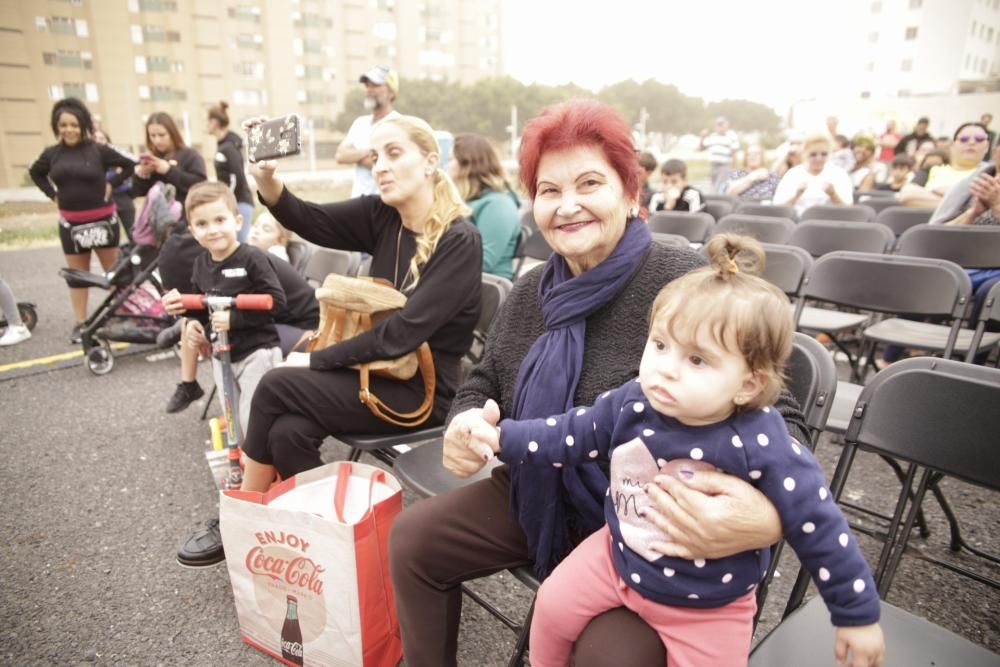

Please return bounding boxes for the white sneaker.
[0,324,31,346]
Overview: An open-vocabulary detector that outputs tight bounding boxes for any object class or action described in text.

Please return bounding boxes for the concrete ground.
[0,245,997,666]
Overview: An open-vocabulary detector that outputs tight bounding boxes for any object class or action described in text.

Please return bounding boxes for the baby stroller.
[59,183,181,375]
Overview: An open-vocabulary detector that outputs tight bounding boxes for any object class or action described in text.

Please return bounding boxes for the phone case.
[247,114,302,163]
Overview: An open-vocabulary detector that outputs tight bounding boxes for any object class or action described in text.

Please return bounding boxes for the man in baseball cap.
[336,65,401,197]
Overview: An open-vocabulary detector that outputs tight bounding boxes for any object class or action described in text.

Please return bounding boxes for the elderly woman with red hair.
[389,99,809,666]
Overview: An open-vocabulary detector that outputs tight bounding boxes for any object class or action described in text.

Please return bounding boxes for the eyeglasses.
[956,134,988,144]
[807,151,829,158]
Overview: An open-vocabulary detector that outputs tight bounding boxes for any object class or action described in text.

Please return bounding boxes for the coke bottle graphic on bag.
[281,594,304,665]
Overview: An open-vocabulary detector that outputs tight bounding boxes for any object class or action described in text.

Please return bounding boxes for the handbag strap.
[357,313,436,427]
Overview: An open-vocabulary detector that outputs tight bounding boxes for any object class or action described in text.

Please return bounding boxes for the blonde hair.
[383,115,472,290]
[451,134,510,201]
[185,181,237,218]
[253,210,290,247]
[648,234,793,410]
[801,131,833,155]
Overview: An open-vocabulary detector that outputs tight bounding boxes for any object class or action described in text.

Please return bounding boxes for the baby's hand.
[835,623,884,667]
[161,288,185,316]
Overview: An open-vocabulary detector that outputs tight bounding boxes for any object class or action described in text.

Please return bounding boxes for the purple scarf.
[510,218,652,578]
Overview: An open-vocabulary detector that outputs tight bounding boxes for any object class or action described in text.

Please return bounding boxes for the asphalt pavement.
[0,244,997,666]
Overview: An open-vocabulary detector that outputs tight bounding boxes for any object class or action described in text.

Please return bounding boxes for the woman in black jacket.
[131,111,207,294]
[207,101,254,241]
[29,98,135,342]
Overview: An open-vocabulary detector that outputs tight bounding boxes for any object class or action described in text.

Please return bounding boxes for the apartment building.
[0,0,505,188]
[856,0,1000,98]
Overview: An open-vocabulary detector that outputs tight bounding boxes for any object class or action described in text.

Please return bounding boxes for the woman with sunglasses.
[900,122,992,209]
[772,132,853,216]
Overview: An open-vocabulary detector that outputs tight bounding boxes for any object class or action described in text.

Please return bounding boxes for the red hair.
[518,99,644,201]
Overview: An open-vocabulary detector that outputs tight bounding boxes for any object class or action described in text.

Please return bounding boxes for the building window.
[373,22,396,40]
[905,27,917,39]
[139,0,178,10]
[866,61,875,72]
[988,27,995,42]
[142,25,166,41]
[971,21,977,36]
[228,6,262,22]
[46,16,76,35]
[48,84,63,99]
[901,59,913,71]
[43,52,57,65]
[131,25,143,44]
[868,31,878,43]
[85,83,98,102]
[138,85,150,99]
[898,89,911,97]
[871,0,881,12]
[63,82,86,99]
[860,91,871,99]
[302,38,322,53]
[909,0,922,7]
[134,55,146,73]
[235,33,263,49]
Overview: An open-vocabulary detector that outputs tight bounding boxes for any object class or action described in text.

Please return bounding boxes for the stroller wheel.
[17,303,38,332]
[85,338,114,375]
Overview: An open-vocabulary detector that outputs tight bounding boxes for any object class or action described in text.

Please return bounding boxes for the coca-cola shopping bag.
[220,461,403,667]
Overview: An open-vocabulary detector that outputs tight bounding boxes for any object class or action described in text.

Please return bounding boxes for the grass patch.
[0,225,59,249]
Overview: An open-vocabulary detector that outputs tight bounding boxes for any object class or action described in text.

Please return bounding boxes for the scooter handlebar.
[177,294,273,311]
[179,294,206,310]
[234,294,273,311]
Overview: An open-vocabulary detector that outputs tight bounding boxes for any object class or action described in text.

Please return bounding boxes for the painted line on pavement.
[0,342,130,373]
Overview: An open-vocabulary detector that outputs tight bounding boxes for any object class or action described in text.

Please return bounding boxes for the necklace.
[393,224,403,289]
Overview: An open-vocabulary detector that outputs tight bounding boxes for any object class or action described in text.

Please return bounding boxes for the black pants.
[389,465,667,667]
[241,365,442,480]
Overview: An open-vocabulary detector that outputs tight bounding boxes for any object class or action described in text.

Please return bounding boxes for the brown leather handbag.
[300,273,436,427]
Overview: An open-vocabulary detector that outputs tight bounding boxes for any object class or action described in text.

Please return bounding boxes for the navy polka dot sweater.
[498,379,881,627]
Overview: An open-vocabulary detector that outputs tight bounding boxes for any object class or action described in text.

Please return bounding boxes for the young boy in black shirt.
[649,159,705,213]
[161,182,286,434]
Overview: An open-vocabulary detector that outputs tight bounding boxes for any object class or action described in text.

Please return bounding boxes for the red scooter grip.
[179,294,206,310]
[235,294,273,311]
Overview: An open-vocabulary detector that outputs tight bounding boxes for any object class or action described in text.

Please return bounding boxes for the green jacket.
[467,188,521,280]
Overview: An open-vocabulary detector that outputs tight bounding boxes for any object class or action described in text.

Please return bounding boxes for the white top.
[266,245,290,262]
[702,130,740,165]
[343,110,402,197]
[773,164,854,216]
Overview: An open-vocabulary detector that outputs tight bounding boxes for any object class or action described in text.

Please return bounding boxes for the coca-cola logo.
[246,547,325,594]
[281,640,303,657]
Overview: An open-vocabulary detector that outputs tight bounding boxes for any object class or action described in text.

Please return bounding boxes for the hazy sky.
[504,0,862,115]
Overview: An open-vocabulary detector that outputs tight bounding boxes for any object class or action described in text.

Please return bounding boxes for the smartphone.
[247,114,302,163]
[139,153,156,163]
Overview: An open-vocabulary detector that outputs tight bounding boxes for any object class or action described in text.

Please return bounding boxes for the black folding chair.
[799,203,877,222]
[758,243,813,307]
[301,247,361,287]
[753,359,1000,666]
[702,199,734,222]
[875,206,934,238]
[647,210,715,243]
[788,220,895,259]
[752,332,838,626]
[512,226,552,278]
[734,202,798,221]
[965,279,1000,364]
[714,214,796,244]
[896,223,1000,270]
[650,232,691,248]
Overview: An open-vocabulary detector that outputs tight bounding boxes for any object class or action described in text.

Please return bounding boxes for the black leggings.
[241,365,441,480]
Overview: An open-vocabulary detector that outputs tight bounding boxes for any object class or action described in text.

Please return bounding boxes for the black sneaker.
[69,322,84,345]
[156,319,183,348]
[176,518,225,568]
[165,381,205,414]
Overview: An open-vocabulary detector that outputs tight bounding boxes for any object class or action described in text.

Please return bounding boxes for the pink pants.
[529,526,757,667]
